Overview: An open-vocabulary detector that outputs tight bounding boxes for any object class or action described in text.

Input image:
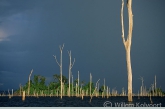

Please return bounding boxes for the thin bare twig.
[53,55,60,66]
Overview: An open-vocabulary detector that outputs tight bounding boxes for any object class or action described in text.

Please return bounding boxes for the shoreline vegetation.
[0,67,164,101]
[0,44,165,102]
[1,79,165,97]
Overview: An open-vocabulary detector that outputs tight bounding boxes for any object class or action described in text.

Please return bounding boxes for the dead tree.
[28,69,33,96]
[104,78,105,97]
[90,73,92,96]
[121,0,133,101]
[139,76,144,96]
[72,75,73,96]
[68,50,75,97]
[90,79,100,102]
[78,71,80,97]
[19,84,22,96]
[155,75,157,96]
[53,44,64,99]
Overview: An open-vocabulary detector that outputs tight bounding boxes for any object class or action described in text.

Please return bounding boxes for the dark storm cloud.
[0,0,165,92]
[0,0,37,18]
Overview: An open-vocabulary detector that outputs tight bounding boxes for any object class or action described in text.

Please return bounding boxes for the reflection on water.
[0,96,165,107]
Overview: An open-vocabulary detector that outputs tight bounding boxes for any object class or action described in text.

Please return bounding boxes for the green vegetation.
[12,74,164,97]
[14,74,96,96]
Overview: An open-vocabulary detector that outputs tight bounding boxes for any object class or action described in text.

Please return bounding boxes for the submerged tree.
[28,69,33,96]
[121,0,133,101]
[68,50,75,97]
[53,44,64,99]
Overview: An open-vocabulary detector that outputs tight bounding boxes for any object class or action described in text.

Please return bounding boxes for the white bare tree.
[155,75,157,96]
[90,73,92,97]
[53,44,64,99]
[139,76,144,96]
[121,0,133,101]
[68,50,75,97]
[78,71,80,97]
[72,75,73,96]
[28,69,33,96]
[90,79,100,102]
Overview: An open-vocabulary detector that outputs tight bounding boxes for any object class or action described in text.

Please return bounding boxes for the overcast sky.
[0,0,165,93]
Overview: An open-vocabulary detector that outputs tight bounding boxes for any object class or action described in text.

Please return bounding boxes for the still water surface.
[0,96,164,107]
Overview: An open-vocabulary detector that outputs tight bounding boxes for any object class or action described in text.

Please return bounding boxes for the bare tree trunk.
[109,88,110,97]
[121,0,133,102]
[68,51,75,97]
[76,83,77,97]
[151,83,154,96]
[90,73,92,97]
[155,75,157,96]
[140,86,142,96]
[107,86,109,98]
[28,69,33,96]
[53,44,64,99]
[122,87,124,96]
[78,71,80,97]
[104,78,105,98]
[12,89,13,97]
[63,82,65,96]
[98,83,99,96]
[19,84,22,96]
[139,76,144,96]
[22,91,25,101]
[90,79,100,102]
[126,48,133,101]
[72,75,73,96]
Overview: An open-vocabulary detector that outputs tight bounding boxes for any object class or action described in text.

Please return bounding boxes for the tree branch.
[60,44,65,51]
[68,50,71,57]
[127,0,133,46]
[53,55,60,66]
[90,79,100,102]
[71,58,75,68]
[29,69,33,79]
[68,50,75,69]
[121,0,126,47]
